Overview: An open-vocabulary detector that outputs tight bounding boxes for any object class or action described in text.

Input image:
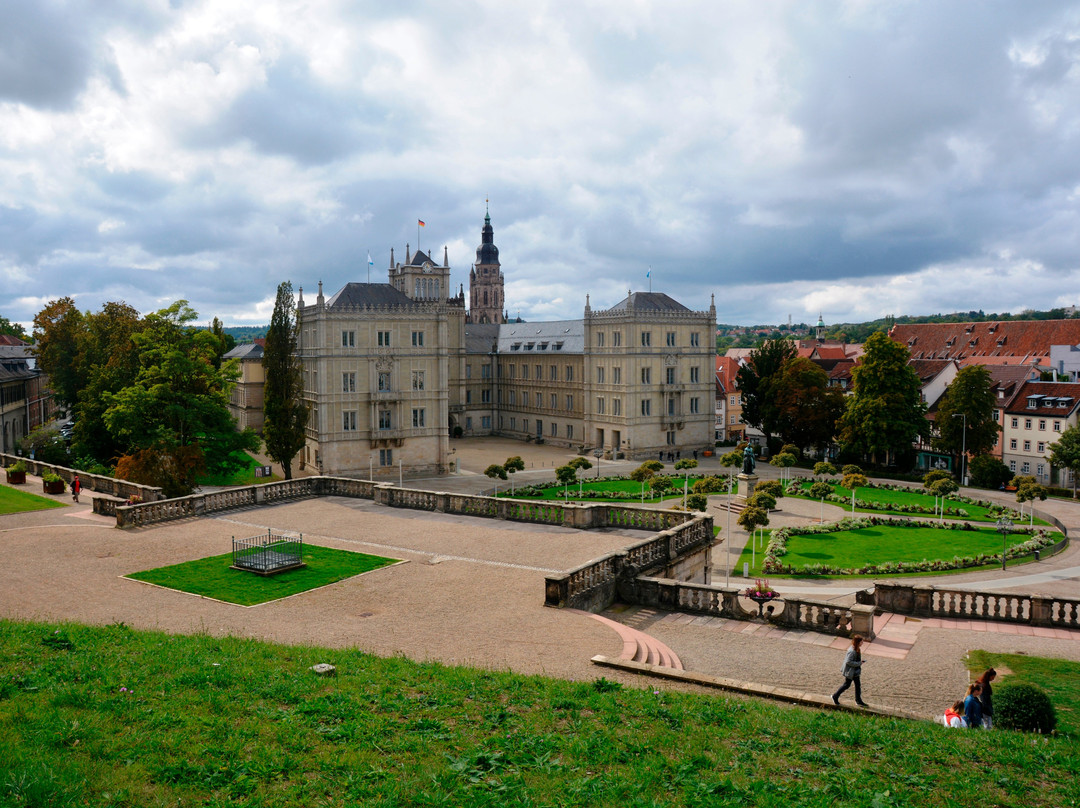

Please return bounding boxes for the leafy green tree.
[568,457,592,473]
[103,301,258,496]
[504,456,525,493]
[841,472,868,491]
[968,454,1012,490]
[685,493,708,511]
[923,469,953,487]
[933,365,999,479]
[1016,481,1047,524]
[719,450,742,469]
[747,491,776,511]
[32,297,89,408]
[769,452,797,483]
[1048,425,1080,498]
[262,282,308,480]
[629,464,656,483]
[837,332,927,468]
[756,480,784,499]
[0,314,29,341]
[207,317,235,369]
[928,478,958,499]
[813,461,837,477]
[772,358,844,451]
[674,458,698,472]
[737,505,769,534]
[649,475,673,496]
[555,464,578,493]
[736,338,798,449]
[484,464,507,493]
[641,459,664,473]
[841,464,862,476]
[809,481,832,501]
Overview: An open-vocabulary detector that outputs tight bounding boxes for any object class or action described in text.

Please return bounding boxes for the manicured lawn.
[127,545,397,606]
[733,524,1032,578]
[504,475,734,503]
[791,481,1046,524]
[966,651,1080,738]
[0,484,67,515]
[196,451,281,487]
[1,620,1078,807]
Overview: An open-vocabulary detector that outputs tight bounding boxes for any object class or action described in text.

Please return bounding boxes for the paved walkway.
[3,445,1080,721]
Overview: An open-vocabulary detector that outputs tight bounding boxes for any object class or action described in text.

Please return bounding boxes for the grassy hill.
[1,620,1077,807]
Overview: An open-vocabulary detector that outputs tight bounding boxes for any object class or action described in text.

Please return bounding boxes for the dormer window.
[511,342,521,351]
[965,324,974,333]
[553,342,564,351]
[907,337,917,346]
[524,342,535,351]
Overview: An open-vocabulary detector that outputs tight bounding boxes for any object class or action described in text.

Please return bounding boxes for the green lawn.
[0,484,68,515]
[504,475,734,503]
[792,481,1046,524]
[196,451,281,487]
[1,620,1077,807]
[966,651,1080,738]
[127,545,397,606]
[733,524,1032,579]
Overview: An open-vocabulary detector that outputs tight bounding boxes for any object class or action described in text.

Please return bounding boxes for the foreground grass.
[1,621,1077,808]
[0,485,67,515]
[126,545,397,606]
[967,651,1080,738]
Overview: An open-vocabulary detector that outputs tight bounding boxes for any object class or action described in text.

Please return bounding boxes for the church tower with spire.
[468,203,506,324]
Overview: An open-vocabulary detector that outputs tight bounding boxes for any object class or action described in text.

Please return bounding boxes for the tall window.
[690,333,700,347]
[481,364,491,379]
[597,332,605,347]
[481,416,491,429]
[566,365,573,381]
[613,366,621,384]
[550,365,557,381]
[613,398,621,416]
[597,366,605,383]
[641,399,651,416]
[690,397,700,413]
[641,332,652,347]
[668,398,676,416]
[666,367,675,384]
[535,364,542,379]
[550,393,557,408]
[411,331,424,346]
[536,392,543,407]
[690,366,700,383]
[666,332,676,347]
[379,449,393,466]
[412,408,425,427]
[342,372,356,392]
[641,367,651,384]
[377,331,390,347]
[666,431,676,445]
[412,371,425,390]
[567,424,574,439]
[566,394,573,410]
[465,364,472,379]
[379,410,392,430]
[481,389,491,403]
[613,331,622,346]
[597,397,605,414]
[521,364,528,379]
[343,411,357,431]
[342,330,355,347]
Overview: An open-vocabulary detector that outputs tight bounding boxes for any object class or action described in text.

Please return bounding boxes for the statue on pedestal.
[741,444,756,475]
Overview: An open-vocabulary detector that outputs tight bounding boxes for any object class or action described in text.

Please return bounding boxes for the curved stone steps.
[568,609,683,670]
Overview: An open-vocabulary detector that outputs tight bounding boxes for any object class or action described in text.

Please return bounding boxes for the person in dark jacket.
[832,634,868,707]
[963,683,983,729]
[976,669,997,729]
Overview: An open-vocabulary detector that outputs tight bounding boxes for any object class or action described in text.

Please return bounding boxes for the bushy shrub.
[923,469,953,486]
[780,443,800,458]
[840,472,868,491]
[995,684,1057,734]
[969,454,1011,490]
[808,481,833,500]
[629,465,656,482]
[841,464,862,476]
[641,460,665,473]
[756,480,784,499]
[813,461,837,476]
[692,475,726,494]
[747,491,776,511]
[685,493,708,511]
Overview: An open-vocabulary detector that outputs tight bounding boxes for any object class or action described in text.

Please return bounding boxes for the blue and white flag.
[646,268,651,279]
[367,251,375,267]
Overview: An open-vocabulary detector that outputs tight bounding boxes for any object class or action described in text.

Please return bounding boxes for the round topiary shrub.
[685,493,708,511]
[995,683,1057,734]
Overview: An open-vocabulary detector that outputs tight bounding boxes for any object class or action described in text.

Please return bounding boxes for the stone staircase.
[570,609,683,670]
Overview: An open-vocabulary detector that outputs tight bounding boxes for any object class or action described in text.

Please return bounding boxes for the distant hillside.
[224,325,269,342]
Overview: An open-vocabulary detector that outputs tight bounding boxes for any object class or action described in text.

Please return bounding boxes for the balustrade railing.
[872,582,1079,631]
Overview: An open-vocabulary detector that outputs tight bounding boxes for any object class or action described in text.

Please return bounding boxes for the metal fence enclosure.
[231,531,304,575]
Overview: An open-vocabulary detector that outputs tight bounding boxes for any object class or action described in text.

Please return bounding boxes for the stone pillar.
[850,604,876,639]
[1030,595,1054,627]
[913,585,934,618]
[734,473,758,505]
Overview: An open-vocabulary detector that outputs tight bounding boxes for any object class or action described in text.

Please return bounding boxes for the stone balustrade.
[2,451,162,502]
[870,582,1080,631]
[624,577,876,639]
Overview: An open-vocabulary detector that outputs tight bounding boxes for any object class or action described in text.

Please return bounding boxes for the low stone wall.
[624,578,876,639]
[544,515,715,611]
[869,582,1080,631]
[1,451,162,503]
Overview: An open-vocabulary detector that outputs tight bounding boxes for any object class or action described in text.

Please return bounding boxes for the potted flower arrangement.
[5,460,27,485]
[744,578,779,617]
[41,472,66,495]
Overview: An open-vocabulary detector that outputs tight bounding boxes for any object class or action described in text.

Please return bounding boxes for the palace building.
[294,211,715,477]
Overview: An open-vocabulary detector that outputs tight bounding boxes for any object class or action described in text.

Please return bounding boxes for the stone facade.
[224,340,266,432]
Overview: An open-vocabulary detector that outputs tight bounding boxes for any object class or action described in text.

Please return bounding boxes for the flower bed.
[761,516,1056,576]
[785,477,1023,521]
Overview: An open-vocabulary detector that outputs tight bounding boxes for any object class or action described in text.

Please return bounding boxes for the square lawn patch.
[0,485,68,515]
[127,544,398,606]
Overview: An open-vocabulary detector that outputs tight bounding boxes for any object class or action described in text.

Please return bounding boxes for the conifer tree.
[262,282,308,479]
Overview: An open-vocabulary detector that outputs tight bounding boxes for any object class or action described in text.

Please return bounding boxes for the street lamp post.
[952,412,967,486]
[594,448,603,479]
[996,516,1013,571]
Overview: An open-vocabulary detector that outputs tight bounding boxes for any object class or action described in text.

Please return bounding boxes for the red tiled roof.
[0,334,29,346]
[890,319,1080,360]
[907,358,956,383]
[715,355,740,391]
[812,346,849,361]
[1004,381,1080,416]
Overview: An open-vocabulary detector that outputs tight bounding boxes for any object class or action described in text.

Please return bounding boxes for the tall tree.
[1048,425,1080,498]
[771,356,845,451]
[262,282,308,479]
[0,314,29,341]
[837,331,927,467]
[736,338,798,449]
[933,365,999,478]
[32,297,89,407]
[104,301,257,496]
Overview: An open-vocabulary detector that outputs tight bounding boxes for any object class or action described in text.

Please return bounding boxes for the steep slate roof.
[604,292,691,313]
[1004,381,1080,417]
[224,343,264,360]
[497,320,584,354]
[464,323,500,355]
[326,283,420,309]
[890,319,1080,360]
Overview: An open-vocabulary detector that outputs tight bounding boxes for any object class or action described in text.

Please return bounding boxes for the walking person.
[832,634,868,707]
[977,669,997,729]
[963,683,983,729]
[71,474,82,504]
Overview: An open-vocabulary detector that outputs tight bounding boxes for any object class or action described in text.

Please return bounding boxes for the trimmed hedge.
[996,684,1057,734]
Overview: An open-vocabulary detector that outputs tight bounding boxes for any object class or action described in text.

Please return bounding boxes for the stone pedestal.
[733,473,759,506]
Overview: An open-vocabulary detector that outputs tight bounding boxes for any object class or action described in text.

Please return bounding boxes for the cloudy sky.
[3,1,1080,329]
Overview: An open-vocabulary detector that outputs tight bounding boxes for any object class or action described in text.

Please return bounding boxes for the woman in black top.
[977,668,997,729]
